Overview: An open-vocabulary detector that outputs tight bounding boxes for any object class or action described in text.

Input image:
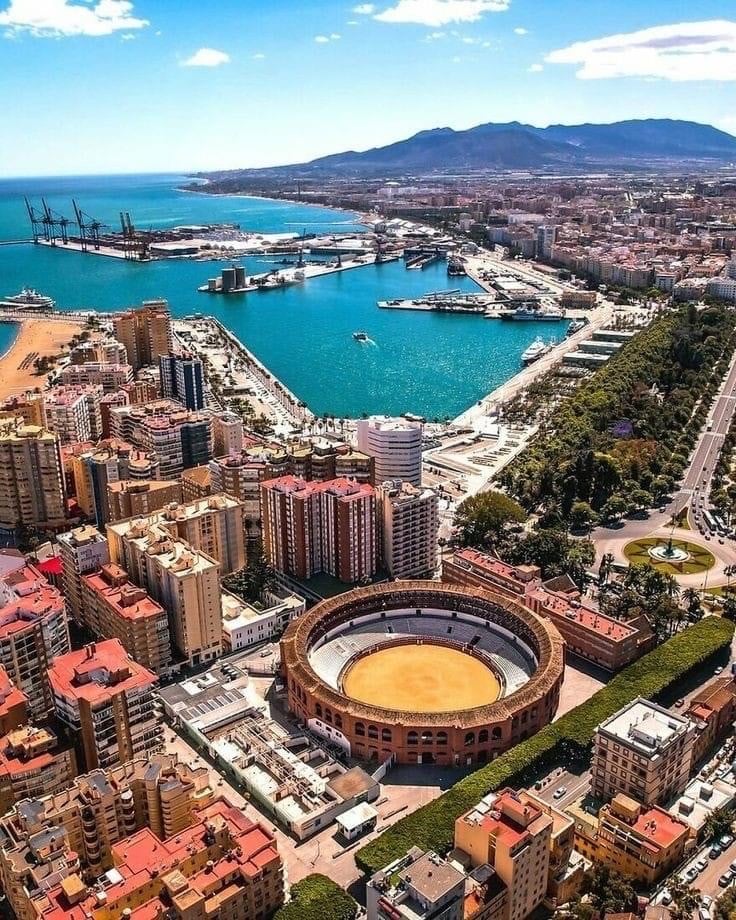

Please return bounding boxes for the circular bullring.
[280,581,565,766]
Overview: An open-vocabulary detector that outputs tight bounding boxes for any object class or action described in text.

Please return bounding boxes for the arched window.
[368,725,378,740]
[436,731,448,746]
[325,708,333,724]
[381,728,392,742]
[315,703,322,718]
[421,730,433,745]
[492,727,502,741]
[464,731,475,746]
[355,722,365,736]
[407,731,419,745]
[478,729,489,744]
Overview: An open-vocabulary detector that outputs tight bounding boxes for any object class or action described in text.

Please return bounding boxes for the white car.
[552,786,567,800]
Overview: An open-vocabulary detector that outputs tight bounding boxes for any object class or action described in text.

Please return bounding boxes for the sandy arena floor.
[342,644,501,713]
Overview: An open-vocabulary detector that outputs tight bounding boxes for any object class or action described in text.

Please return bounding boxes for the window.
[381,728,392,742]
[436,732,448,745]
[368,725,378,740]
[478,729,489,744]
[407,731,418,745]
[355,722,365,736]
[315,703,322,718]
[421,730,433,745]
[465,732,475,746]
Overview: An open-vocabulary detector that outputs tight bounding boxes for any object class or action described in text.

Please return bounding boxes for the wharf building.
[357,415,423,486]
[69,440,161,527]
[443,548,655,672]
[377,479,438,579]
[0,419,67,532]
[107,477,183,523]
[58,361,134,393]
[261,475,376,584]
[571,794,690,887]
[113,299,173,372]
[43,385,104,444]
[107,519,222,667]
[33,799,284,920]
[160,352,207,410]
[109,399,212,478]
[591,698,696,806]
[81,563,173,675]
[0,753,214,920]
[58,525,110,624]
[47,638,162,772]
[0,558,70,719]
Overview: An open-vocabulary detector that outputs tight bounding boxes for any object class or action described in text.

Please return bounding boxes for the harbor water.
[0,174,564,419]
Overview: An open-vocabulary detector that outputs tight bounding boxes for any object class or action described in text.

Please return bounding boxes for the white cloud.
[373,0,509,27]
[528,62,543,72]
[330,32,341,39]
[347,20,359,25]
[120,31,135,40]
[353,3,375,12]
[314,34,330,42]
[182,47,230,67]
[0,0,148,37]
[423,29,445,40]
[546,19,736,81]
[252,52,265,59]
[513,26,527,35]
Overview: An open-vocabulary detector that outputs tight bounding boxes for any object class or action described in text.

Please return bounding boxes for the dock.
[378,290,494,314]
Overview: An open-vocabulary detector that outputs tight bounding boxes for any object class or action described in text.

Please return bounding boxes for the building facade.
[378,479,438,579]
[357,416,423,486]
[113,300,173,372]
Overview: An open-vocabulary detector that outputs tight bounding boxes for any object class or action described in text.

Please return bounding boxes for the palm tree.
[598,552,614,586]
[682,587,702,621]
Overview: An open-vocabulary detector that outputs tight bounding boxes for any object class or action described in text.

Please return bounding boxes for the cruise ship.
[500,304,565,321]
[521,337,549,365]
[1,288,55,312]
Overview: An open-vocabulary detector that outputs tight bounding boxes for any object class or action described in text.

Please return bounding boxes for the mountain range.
[202,119,736,180]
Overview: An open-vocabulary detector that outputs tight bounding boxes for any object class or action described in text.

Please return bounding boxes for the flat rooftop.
[599,699,691,753]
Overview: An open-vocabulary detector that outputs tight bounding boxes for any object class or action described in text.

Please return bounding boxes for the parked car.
[697,857,709,872]
[719,871,734,887]
[721,834,734,848]
[553,786,567,800]
[702,896,714,910]
[710,844,722,859]
[661,891,672,906]
[686,867,699,882]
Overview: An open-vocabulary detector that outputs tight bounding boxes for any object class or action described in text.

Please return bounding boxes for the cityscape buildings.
[160,351,207,410]
[357,416,423,486]
[113,300,173,372]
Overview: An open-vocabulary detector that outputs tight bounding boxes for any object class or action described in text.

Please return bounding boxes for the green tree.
[570,501,596,532]
[455,491,526,549]
[682,587,703,621]
[274,875,358,920]
[704,806,734,843]
[601,495,628,522]
[581,865,636,917]
[668,878,702,920]
[222,551,276,604]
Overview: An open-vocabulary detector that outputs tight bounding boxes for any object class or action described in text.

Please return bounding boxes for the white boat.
[521,337,549,365]
[353,331,369,341]
[1,288,55,312]
[501,305,566,321]
[566,318,588,336]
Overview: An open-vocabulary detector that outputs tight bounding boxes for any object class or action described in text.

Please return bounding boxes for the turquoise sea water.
[0,175,563,418]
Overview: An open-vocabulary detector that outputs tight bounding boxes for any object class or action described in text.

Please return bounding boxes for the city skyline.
[0,0,734,177]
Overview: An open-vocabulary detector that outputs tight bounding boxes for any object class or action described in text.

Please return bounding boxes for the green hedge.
[274,875,358,920]
[356,616,734,876]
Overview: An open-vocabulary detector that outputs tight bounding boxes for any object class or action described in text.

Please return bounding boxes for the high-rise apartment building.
[109,399,212,478]
[70,336,128,366]
[57,524,110,623]
[181,464,213,500]
[455,788,553,920]
[591,699,696,805]
[0,559,70,719]
[32,800,284,920]
[261,475,376,583]
[0,419,67,531]
[0,665,28,734]
[59,362,134,392]
[70,440,161,526]
[0,753,214,920]
[153,494,246,574]
[357,416,423,486]
[0,723,77,815]
[160,352,207,410]
[43,384,104,444]
[48,639,162,772]
[113,299,173,372]
[212,409,244,456]
[0,391,45,427]
[107,478,183,522]
[378,479,438,579]
[107,519,222,667]
[81,563,173,675]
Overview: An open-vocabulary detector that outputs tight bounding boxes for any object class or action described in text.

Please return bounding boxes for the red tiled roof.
[47,639,157,705]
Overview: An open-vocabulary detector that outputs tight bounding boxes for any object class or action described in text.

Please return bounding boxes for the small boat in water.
[353,331,369,342]
[501,304,566,321]
[521,336,549,365]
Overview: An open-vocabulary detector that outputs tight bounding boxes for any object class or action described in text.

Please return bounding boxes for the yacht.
[1,288,55,312]
[566,318,588,336]
[353,331,369,342]
[500,304,566,321]
[521,337,549,365]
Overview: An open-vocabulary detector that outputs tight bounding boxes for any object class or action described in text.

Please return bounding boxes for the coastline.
[0,317,86,400]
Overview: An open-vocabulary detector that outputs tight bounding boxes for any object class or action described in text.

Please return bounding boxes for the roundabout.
[623,536,715,576]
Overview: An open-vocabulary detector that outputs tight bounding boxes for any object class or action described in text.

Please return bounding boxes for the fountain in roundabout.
[647,536,690,565]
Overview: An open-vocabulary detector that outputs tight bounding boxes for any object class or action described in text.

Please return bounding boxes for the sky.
[0,0,735,177]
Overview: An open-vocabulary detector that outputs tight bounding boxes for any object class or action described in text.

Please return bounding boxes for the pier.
[378,290,494,314]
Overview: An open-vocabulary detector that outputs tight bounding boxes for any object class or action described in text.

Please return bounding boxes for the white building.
[378,479,438,579]
[221,587,305,651]
[357,416,423,486]
[708,276,736,303]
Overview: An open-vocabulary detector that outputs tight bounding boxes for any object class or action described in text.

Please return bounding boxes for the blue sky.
[0,0,735,176]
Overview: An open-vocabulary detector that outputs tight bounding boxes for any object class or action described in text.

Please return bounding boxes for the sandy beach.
[0,318,85,400]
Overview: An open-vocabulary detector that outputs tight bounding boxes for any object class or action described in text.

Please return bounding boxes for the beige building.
[81,563,173,675]
[212,410,244,456]
[107,518,222,667]
[0,724,77,814]
[378,479,438,579]
[70,441,160,526]
[0,419,67,531]
[592,699,696,806]
[455,788,552,920]
[113,300,173,371]
[47,639,162,772]
[43,384,104,444]
[107,478,183,522]
[57,525,110,623]
[0,753,213,920]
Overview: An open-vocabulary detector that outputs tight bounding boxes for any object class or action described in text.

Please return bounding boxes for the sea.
[0,173,563,419]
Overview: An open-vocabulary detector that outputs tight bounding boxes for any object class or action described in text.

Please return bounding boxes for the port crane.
[41,199,71,245]
[73,200,102,252]
[119,211,150,261]
[24,198,48,243]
